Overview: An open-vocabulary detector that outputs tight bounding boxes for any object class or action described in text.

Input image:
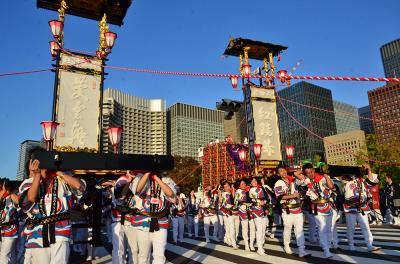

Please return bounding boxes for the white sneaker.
[368,246,381,252]
[232,245,239,250]
[206,238,210,243]
[249,244,255,251]
[257,249,266,256]
[86,256,92,261]
[245,244,250,251]
[269,233,275,239]
[284,246,293,254]
[323,251,333,258]
[299,250,310,258]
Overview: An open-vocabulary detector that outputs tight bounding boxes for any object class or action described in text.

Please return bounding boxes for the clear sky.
[0,0,399,179]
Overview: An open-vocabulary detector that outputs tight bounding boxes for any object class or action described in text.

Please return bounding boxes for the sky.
[0,0,399,179]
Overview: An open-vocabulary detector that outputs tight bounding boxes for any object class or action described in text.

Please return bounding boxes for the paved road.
[72,224,400,264]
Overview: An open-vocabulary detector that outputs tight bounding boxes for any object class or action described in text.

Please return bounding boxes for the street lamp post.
[107,127,123,154]
[285,145,295,167]
[41,121,59,151]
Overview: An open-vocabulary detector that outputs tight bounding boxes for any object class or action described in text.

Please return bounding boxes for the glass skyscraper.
[167,103,225,160]
[333,100,360,134]
[380,39,400,78]
[358,105,374,134]
[277,81,337,165]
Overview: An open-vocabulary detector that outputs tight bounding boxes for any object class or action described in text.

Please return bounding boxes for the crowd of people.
[0,156,399,264]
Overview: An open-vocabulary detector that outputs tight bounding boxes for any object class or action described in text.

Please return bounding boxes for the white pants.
[217,213,225,240]
[282,212,305,250]
[31,241,70,264]
[304,211,318,242]
[172,217,185,242]
[253,217,264,250]
[222,215,237,246]
[315,214,333,253]
[331,209,339,248]
[23,248,32,264]
[240,219,255,245]
[112,222,127,264]
[261,217,269,244]
[232,215,240,240]
[124,225,139,264]
[0,237,17,264]
[346,213,373,248]
[385,209,397,224]
[137,228,168,264]
[187,215,199,237]
[203,215,218,241]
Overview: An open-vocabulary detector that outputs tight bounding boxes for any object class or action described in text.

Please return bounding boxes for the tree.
[357,134,400,185]
[167,156,202,196]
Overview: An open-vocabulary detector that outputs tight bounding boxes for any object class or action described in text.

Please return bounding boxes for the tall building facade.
[223,103,247,144]
[102,88,167,155]
[16,140,42,180]
[167,103,224,160]
[324,130,367,166]
[277,81,337,165]
[380,39,400,78]
[358,105,374,134]
[368,82,400,144]
[333,100,360,134]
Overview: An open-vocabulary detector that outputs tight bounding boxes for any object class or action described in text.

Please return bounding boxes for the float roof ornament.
[37,0,133,26]
[223,37,288,60]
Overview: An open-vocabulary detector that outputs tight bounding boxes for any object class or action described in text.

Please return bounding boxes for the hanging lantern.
[107,127,123,153]
[253,144,263,159]
[48,20,64,39]
[277,69,288,83]
[40,121,59,141]
[285,145,295,159]
[49,41,60,57]
[238,149,247,162]
[242,64,252,78]
[230,75,238,89]
[105,32,117,49]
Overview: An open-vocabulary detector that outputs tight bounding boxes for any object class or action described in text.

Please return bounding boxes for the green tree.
[357,134,400,185]
[167,156,202,196]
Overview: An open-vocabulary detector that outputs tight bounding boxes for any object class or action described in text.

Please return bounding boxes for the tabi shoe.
[323,251,333,259]
[367,246,381,252]
[284,246,293,254]
[257,249,266,256]
[298,249,310,258]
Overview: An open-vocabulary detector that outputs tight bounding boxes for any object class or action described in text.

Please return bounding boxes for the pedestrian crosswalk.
[91,225,400,264]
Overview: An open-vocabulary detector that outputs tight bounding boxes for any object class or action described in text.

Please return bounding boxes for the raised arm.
[57,171,84,191]
[324,174,334,190]
[27,159,41,203]
[135,172,151,194]
[153,174,175,198]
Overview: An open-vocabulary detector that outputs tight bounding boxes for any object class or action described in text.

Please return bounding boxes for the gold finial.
[268,52,275,76]
[239,54,244,76]
[243,47,250,65]
[98,13,109,57]
[58,0,68,22]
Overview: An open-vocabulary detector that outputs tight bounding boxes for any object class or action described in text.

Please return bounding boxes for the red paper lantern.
[253,144,262,159]
[230,75,238,89]
[107,127,123,153]
[48,20,64,39]
[285,145,295,159]
[242,64,252,78]
[49,41,60,57]
[277,69,288,83]
[105,32,117,49]
[40,121,59,141]
[238,149,247,162]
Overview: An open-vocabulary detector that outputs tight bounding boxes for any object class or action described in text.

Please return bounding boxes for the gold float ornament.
[54,146,97,153]
[58,0,68,22]
[97,13,109,58]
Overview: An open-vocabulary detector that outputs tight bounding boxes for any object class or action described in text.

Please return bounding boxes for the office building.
[380,39,400,78]
[324,130,367,166]
[368,82,400,143]
[102,88,167,155]
[358,105,374,134]
[333,100,360,134]
[223,102,247,144]
[277,81,337,165]
[16,140,42,180]
[167,103,224,160]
